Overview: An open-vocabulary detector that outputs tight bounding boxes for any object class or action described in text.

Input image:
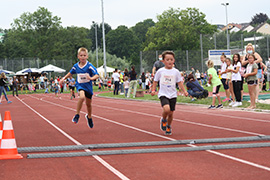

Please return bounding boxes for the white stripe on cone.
[1,139,17,149]
[3,120,13,130]
[0,130,2,139]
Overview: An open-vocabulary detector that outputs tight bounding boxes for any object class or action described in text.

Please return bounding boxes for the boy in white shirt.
[151,51,188,135]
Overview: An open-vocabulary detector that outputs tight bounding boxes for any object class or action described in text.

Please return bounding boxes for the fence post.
[186,50,189,71]
[22,58,24,69]
[267,35,269,59]
[200,34,203,73]
[140,51,142,75]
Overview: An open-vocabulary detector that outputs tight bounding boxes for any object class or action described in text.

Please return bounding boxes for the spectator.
[266,56,270,91]
[0,72,12,104]
[112,69,120,95]
[219,53,230,102]
[225,58,235,103]
[152,54,164,78]
[186,74,204,101]
[127,66,137,98]
[195,70,201,85]
[141,72,146,90]
[124,77,129,97]
[12,76,19,96]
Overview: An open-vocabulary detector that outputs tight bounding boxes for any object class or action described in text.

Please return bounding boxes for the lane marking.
[26,94,270,172]
[15,96,129,180]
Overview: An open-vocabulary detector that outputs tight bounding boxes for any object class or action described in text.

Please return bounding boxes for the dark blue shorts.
[221,78,229,90]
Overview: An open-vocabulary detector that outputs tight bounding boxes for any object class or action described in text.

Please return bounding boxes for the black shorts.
[213,85,221,95]
[159,96,177,111]
[221,78,229,90]
[69,86,75,90]
[79,90,93,99]
[240,77,244,90]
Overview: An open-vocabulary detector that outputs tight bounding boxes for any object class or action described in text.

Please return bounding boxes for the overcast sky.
[0,0,269,30]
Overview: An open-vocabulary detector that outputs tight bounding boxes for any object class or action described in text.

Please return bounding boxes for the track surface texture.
[0,93,270,180]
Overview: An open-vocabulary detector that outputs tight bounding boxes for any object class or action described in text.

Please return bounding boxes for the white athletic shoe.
[229,101,235,106]
[232,102,242,107]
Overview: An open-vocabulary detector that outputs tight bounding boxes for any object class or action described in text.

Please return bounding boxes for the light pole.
[221,2,229,50]
[101,0,107,77]
[92,21,99,68]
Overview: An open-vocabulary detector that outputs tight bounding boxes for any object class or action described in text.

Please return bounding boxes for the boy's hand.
[59,78,64,85]
[151,91,155,96]
[86,74,93,81]
[183,91,189,97]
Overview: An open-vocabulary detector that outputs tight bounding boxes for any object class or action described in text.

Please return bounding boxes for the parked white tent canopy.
[16,68,41,75]
[97,65,115,78]
[39,64,66,73]
[0,69,15,75]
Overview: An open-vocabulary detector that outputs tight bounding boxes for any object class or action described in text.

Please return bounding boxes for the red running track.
[0,93,270,180]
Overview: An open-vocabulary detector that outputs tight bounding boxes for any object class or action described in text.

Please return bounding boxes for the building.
[251,22,270,35]
[240,24,254,32]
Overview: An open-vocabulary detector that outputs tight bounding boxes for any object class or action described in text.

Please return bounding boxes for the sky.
[0,0,269,30]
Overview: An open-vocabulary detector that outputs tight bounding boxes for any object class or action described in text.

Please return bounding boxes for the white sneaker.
[229,101,235,106]
[232,102,241,107]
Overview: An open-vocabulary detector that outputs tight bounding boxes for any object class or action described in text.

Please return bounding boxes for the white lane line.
[16,96,129,180]
[26,94,270,172]
[94,97,270,123]
[33,94,265,136]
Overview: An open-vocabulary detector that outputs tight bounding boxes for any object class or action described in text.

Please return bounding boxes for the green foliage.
[250,13,269,26]
[144,8,217,51]
[106,25,140,66]
[88,50,130,70]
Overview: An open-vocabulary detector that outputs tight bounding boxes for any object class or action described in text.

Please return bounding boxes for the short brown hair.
[207,60,214,68]
[162,51,175,60]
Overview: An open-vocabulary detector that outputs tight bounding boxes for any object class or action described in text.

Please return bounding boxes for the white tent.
[16,68,41,75]
[39,64,66,73]
[97,65,115,78]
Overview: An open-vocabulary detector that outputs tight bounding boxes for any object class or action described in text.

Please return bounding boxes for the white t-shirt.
[221,62,227,79]
[232,62,242,81]
[112,72,120,81]
[195,72,200,79]
[154,67,182,99]
[124,81,129,89]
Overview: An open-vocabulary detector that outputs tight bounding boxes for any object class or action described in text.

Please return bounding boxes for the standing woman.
[228,54,242,107]
[219,53,230,102]
[242,43,263,102]
[0,72,12,104]
[127,66,137,98]
[195,70,201,86]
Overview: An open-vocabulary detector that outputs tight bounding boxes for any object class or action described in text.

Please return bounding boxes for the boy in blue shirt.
[60,47,99,128]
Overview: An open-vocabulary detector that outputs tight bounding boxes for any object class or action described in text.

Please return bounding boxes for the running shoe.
[165,125,172,135]
[85,114,94,128]
[232,102,242,107]
[216,104,223,109]
[72,114,80,124]
[208,105,215,109]
[160,118,167,131]
[222,98,230,102]
[7,101,12,104]
[229,101,235,106]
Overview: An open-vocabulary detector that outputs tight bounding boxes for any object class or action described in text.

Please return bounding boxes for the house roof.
[251,22,270,32]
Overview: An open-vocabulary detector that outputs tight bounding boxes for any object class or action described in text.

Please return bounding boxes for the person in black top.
[0,72,12,104]
[141,72,146,90]
[127,66,137,98]
[152,54,164,77]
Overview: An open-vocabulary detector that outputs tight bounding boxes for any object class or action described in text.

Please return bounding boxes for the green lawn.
[98,90,270,111]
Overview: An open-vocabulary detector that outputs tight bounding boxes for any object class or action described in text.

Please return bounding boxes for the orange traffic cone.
[0,113,2,147]
[0,111,23,160]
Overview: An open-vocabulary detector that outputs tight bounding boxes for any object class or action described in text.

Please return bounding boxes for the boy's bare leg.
[85,98,92,118]
[77,91,85,115]
[212,96,216,106]
[162,105,173,125]
[217,95,221,104]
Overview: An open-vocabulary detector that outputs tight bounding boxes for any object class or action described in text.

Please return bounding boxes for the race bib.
[77,73,90,83]
[160,74,175,87]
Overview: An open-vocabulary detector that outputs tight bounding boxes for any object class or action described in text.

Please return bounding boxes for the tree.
[144,8,217,51]
[131,19,155,48]
[106,25,140,65]
[89,22,111,51]
[250,13,269,26]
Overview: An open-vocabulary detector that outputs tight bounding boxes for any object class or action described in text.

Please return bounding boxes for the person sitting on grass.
[186,74,204,101]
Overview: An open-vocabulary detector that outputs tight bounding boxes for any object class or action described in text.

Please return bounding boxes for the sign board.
[208,50,231,66]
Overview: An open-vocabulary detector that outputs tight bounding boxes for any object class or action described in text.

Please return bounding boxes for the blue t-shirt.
[69,61,98,95]
[68,78,75,87]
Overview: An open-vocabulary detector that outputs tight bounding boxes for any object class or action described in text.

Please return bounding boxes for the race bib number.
[160,74,175,87]
[77,73,90,83]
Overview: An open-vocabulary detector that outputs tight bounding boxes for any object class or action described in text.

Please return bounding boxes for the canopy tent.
[0,69,15,75]
[39,64,66,73]
[16,68,41,75]
[97,65,115,79]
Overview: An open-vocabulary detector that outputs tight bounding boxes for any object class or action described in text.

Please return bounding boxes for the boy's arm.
[88,74,99,81]
[151,81,158,96]
[208,74,212,84]
[178,81,188,96]
[60,72,72,85]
